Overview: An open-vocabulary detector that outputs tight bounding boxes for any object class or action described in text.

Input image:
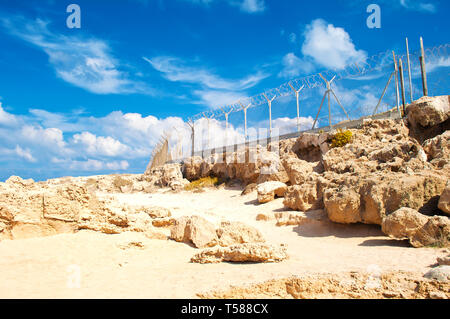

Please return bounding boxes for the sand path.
[0,187,444,298]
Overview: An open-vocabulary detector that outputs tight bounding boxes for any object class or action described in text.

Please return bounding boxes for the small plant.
[184,176,220,191]
[331,129,353,148]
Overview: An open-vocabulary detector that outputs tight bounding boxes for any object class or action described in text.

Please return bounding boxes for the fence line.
[188,43,449,123]
[149,40,449,165]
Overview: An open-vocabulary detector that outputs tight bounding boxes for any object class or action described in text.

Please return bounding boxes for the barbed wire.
[188,43,449,123]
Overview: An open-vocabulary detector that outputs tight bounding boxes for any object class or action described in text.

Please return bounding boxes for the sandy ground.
[0,186,446,299]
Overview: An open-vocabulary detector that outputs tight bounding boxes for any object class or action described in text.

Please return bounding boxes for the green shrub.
[184,176,220,191]
[331,129,353,148]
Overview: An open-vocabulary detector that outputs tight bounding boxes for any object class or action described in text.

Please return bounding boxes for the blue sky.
[0,0,448,181]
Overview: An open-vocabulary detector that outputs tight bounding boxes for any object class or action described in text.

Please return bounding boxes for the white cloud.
[238,0,266,13]
[1,17,150,95]
[15,145,36,163]
[182,0,266,13]
[144,56,267,91]
[256,116,315,135]
[67,159,129,172]
[73,132,130,157]
[278,53,315,78]
[301,19,367,70]
[399,0,436,13]
[20,125,67,150]
[192,90,247,108]
[0,103,18,126]
[144,56,267,107]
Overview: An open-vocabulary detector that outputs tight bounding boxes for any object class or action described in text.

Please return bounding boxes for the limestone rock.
[241,183,257,196]
[407,95,450,128]
[424,266,450,282]
[216,221,265,246]
[275,210,327,226]
[438,181,450,215]
[324,186,361,224]
[292,132,330,161]
[182,156,204,181]
[324,171,447,225]
[168,178,190,191]
[283,181,322,211]
[190,243,288,264]
[437,255,450,266]
[169,216,191,242]
[257,181,287,204]
[410,216,450,248]
[381,207,429,239]
[152,217,176,227]
[281,155,316,185]
[169,215,218,248]
[256,213,275,221]
[141,206,172,219]
[423,131,450,168]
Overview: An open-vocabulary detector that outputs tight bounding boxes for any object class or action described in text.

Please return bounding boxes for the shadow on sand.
[293,221,384,239]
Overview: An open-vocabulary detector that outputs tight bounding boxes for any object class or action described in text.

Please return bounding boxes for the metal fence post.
[399,58,406,116]
[187,119,195,157]
[420,37,428,97]
[405,38,414,103]
[288,82,305,133]
[263,93,276,137]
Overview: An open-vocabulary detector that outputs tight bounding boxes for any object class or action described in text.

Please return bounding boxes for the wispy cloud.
[144,55,268,107]
[181,0,266,13]
[1,16,152,95]
[399,0,437,13]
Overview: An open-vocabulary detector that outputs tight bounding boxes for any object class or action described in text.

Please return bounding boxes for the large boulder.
[169,215,218,248]
[381,207,429,239]
[438,181,450,215]
[323,171,447,225]
[406,95,450,144]
[323,119,429,175]
[190,243,288,264]
[410,216,450,248]
[0,183,103,240]
[216,221,265,247]
[257,181,287,204]
[292,132,331,161]
[424,266,450,282]
[281,155,318,185]
[283,180,322,212]
[182,147,289,185]
[407,95,450,128]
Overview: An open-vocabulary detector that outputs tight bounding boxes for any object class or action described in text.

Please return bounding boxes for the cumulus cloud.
[0,103,17,126]
[73,132,130,157]
[278,53,315,78]
[1,17,151,95]
[301,19,367,70]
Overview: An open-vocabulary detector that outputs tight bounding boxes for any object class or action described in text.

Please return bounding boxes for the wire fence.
[153,40,449,163]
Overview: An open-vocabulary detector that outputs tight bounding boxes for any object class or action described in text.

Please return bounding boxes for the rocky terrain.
[0,95,448,299]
